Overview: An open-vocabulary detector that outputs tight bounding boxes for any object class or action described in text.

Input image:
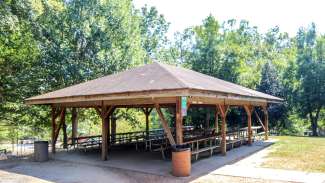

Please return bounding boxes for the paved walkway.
[211,165,325,183]
[207,141,325,183]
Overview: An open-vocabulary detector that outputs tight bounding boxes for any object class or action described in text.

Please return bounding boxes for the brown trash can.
[34,141,49,162]
[172,144,191,177]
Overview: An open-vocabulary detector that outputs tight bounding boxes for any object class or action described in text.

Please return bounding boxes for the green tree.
[35,0,145,92]
[295,24,325,136]
[220,20,261,84]
[257,62,288,129]
[188,15,222,77]
[139,5,169,64]
[0,0,50,140]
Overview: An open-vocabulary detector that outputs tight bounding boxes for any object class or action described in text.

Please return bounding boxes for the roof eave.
[25,88,283,106]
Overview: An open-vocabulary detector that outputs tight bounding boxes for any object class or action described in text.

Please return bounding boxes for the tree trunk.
[311,117,318,136]
[309,112,319,136]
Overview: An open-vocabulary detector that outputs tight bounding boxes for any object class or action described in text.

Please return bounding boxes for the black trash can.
[171,144,191,177]
[34,141,49,162]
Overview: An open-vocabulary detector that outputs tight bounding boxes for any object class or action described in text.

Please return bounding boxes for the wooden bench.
[226,130,244,149]
[184,136,220,160]
[184,128,253,160]
[145,134,166,151]
[67,135,102,152]
[152,143,168,160]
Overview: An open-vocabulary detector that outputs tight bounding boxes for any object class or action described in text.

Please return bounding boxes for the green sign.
[181,96,187,116]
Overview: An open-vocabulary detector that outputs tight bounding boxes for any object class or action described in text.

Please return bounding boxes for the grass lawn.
[262,136,325,173]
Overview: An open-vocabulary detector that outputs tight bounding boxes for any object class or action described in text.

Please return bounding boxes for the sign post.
[181,96,187,117]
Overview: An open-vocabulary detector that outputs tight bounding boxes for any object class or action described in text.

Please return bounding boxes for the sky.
[133,0,325,38]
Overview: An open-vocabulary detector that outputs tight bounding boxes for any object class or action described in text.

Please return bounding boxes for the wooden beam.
[54,108,65,145]
[155,103,176,145]
[61,108,67,149]
[44,94,269,109]
[175,96,183,144]
[217,104,229,155]
[26,90,185,105]
[218,104,229,118]
[215,105,219,133]
[101,111,109,161]
[53,107,62,119]
[96,106,115,118]
[254,110,266,131]
[104,106,115,119]
[145,108,149,140]
[51,107,65,153]
[187,99,191,109]
[142,108,152,140]
[101,105,108,161]
[71,108,78,145]
[262,106,269,140]
[99,105,115,161]
[205,109,211,131]
[51,106,58,153]
[148,108,153,114]
[95,107,101,116]
[111,114,116,144]
[244,105,254,145]
[27,87,280,106]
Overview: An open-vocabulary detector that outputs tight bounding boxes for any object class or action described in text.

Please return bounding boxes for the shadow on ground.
[0,140,274,183]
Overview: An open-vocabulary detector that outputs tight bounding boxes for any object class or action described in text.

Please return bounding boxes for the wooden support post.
[217,104,229,155]
[111,114,116,144]
[205,109,210,135]
[155,103,176,145]
[51,106,63,153]
[101,109,109,161]
[107,116,111,147]
[244,105,254,145]
[145,109,149,140]
[262,106,269,140]
[51,106,57,153]
[142,108,153,140]
[71,108,78,145]
[215,106,219,133]
[96,105,114,161]
[175,97,183,144]
[61,108,67,149]
[254,110,266,131]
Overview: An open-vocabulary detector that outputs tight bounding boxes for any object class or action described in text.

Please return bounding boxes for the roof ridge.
[154,62,190,88]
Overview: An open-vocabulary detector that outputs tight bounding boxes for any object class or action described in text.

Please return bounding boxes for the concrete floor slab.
[53,140,275,178]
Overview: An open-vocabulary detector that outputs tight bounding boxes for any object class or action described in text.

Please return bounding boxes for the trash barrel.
[171,144,191,177]
[34,141,49,162]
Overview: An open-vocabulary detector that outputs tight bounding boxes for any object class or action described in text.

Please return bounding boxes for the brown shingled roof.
[26,62,283,104]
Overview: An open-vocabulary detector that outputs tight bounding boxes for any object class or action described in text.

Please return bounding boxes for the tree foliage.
[0,1,325,141]
[0,0,168,140]
[295,24,325,136]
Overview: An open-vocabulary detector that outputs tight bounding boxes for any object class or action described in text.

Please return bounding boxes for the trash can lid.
[171,144,190,152]
[34,141,48,144]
